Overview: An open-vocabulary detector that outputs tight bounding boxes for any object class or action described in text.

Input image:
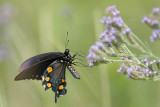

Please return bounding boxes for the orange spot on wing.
[47,67,53,73]
[46,77,50,82]
[59,85,63,90]
[62,79,65,83]
[47,83,51,87]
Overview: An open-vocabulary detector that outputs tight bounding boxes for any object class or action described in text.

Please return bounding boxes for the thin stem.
[121,44,148,68]
[130,32,149,52]
[122,44,141,62]
[150,54,160,59]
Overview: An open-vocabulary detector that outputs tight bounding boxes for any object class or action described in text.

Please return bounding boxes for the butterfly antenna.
[65,32,69,50]
[70,51,87,57]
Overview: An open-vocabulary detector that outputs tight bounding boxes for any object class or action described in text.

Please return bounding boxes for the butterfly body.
[15,49,80,103]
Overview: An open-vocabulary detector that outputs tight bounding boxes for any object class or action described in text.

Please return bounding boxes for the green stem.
[121,44,148,68]
[121,44,140,62]
[150,53,160,59]
[123,23,149,52]
[130,32,149,52]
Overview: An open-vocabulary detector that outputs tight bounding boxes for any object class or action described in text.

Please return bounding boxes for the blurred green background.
[0,0,160,107]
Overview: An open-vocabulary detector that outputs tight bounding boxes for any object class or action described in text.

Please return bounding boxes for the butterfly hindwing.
[42,60,67,103]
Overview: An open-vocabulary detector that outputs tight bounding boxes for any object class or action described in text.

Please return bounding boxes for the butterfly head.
[64,49,70,55]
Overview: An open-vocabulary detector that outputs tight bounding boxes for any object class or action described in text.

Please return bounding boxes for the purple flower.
[105,16,112,25]
[0,44,8,61]
[150,29,160,42]
[150,61,154,65]
[143,68,149,73]
[149,71,152,74]
[117,58,160,80]
[105,5,120,16]
[99,32,106,39]
[112,16,123,27]
[104,16,124,28]
[150,36,154,42]
[95,42,105,51]
[141,16,152,24]
[0,3,14,24]
[142,7,160,43]
[146,73,150,77]
[126,67,132,73]
[141,16,159,26]
[87,41,108,67]
[101,5,124,28]
[86,52,98,60]
[153,59,156,63]
[153,71,157,74]
[141,74,145,78]
[151,20,159,25]
[99,27,117,44]
[89,45,100,53]
[127,72,132,78]
[141,58,150,66]
[87,6,160,81]
[152,8,160,14]
[144,58,148,62]
[122,28,131,34]
[100,16,107,24]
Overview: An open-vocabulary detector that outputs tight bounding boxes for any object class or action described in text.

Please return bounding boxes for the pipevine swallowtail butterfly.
[15,48,81,103]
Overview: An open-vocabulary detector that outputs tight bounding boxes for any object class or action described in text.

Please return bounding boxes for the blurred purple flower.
[150,29,160,42]
[142,7,160,42]
[99,27,117,44]
[152,8,160,14]
[122,28,131,34]
[117,58,160,79]
[105,5,120,16]
[0,3,15,61]
[0,3,14,24]
[100,5,124,29]
[100,16,124,28]
[0,44,8,61]
[100,16,107,24]
[141,16,152,24]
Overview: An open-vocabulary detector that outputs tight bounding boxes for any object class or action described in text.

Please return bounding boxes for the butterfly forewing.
[15,52,63,81]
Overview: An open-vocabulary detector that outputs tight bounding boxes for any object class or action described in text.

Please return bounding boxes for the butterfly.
[14,48,81,103]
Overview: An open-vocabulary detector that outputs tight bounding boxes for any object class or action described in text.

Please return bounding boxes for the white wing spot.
[42,76,44,81]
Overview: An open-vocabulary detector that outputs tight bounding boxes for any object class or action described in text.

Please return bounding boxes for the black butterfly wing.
[15,52,63,81]
[43,60,66,90]
[51,62,67,103]
[42,60,67,103]
[52,62,66,81]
